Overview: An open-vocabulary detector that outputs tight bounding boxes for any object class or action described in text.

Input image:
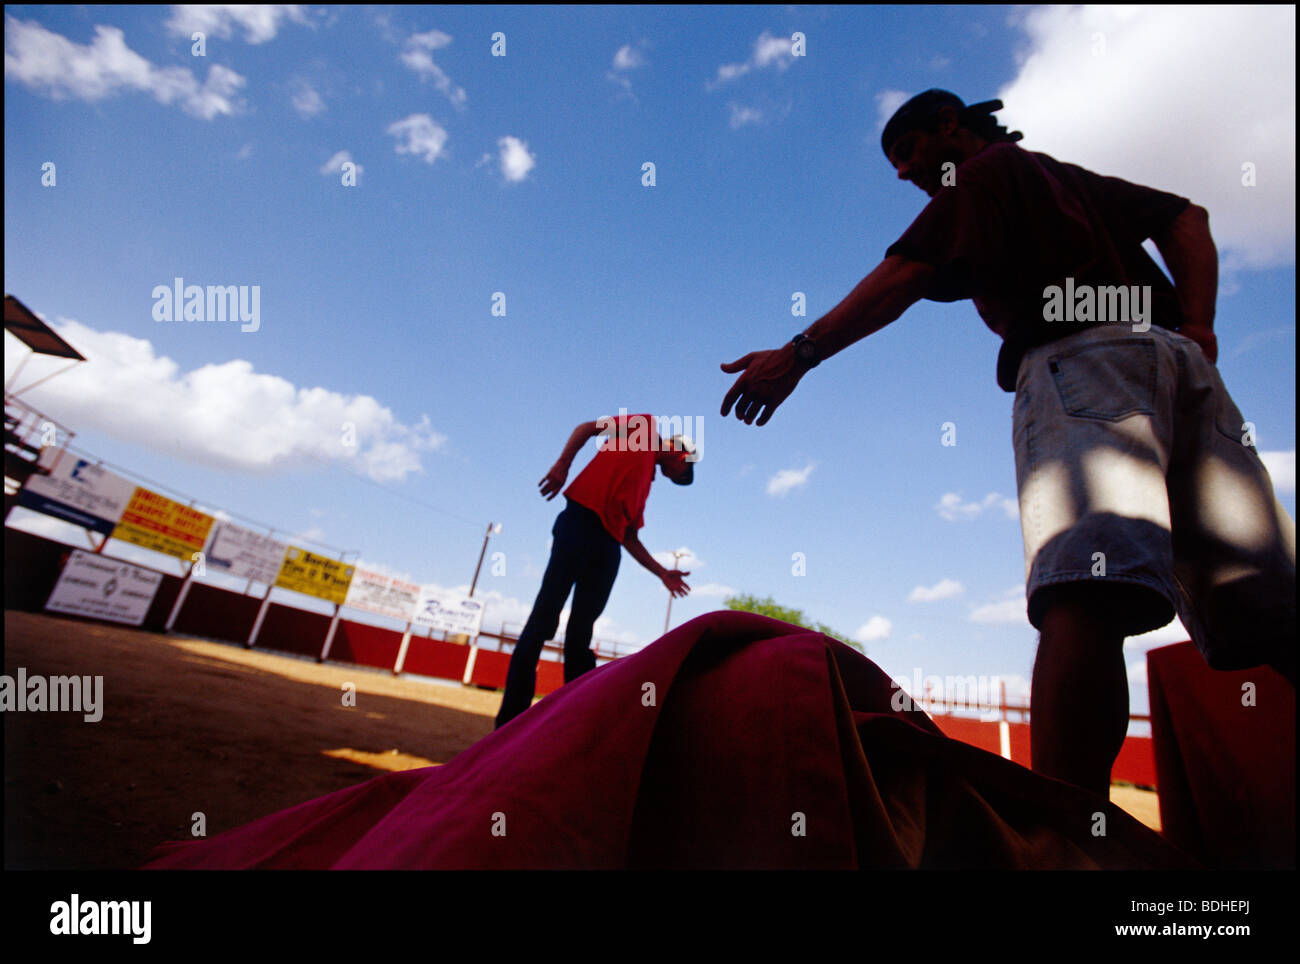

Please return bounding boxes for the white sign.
[412,588,486,637]
[18,455,136,535]
[46,550,163,626]
[207,522,288,584]
[344,569,420,622]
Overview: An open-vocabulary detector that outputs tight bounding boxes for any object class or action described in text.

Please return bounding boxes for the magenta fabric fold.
[142,612,1197,869]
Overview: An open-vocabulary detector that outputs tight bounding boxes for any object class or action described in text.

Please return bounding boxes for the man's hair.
[881,89,1023,159]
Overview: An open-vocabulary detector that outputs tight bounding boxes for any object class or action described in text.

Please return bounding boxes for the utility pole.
[469,522,502,598]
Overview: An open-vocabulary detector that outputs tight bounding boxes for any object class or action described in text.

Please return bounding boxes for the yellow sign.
[274,546,355,604]
[112,487,215,560]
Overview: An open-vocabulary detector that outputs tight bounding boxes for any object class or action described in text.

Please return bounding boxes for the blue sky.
[5,5,1295,721]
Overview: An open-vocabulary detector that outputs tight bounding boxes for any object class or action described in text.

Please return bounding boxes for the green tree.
[723,593,864,652]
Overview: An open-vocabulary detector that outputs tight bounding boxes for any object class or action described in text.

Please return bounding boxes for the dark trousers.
[494,499,621,728]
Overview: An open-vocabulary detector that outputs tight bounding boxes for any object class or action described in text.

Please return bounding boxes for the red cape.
[142,612,1197,869]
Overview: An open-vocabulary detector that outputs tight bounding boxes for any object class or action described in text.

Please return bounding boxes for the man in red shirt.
[720,90,1295,798]
[494,413,694,728]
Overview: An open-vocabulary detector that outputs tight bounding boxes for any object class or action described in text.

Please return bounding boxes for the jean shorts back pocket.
[1048,337,1158,421]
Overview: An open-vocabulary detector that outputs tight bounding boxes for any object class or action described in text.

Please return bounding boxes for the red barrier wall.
[331,620,403,670]
[402,636,470,681]
[931,715,1001,755]
[928,714,1154,787]
[469,648,511,689]
[256,603,331,658]
[468,648,565,696]
[172,582,262,643]
[1007,721,1031,767]
[1112,733,1157,788]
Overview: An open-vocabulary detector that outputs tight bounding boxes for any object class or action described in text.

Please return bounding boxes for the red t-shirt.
[885,142,1191,390]
[564,413,658,544]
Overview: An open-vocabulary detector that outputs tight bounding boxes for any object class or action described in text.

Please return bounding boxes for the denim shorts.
[1012,323,1296,669]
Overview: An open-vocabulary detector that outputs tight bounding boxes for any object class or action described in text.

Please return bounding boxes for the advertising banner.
[18,455,136,535]
[274,546,355,605]
[343,569,420,622]
[412,588,485,637]
[45,550,163,626]
[207,522,288,585]
[112,488,216,561]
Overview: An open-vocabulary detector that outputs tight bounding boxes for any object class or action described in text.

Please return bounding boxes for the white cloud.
[969,587,1029,625]
[854,615,893,643]
[998,5,1295,271]
[408,28,452,50]
[297,525,328,545]
[387,114,449,165]
[1127,657,1148,688]
[728,104,764,129]
[291,79,324,117]
[753,32,795,69]
[319,150,361,180]
[612,43,647,71]
[874,89,910,130]
[767,463,814,496]
[166,5,310,44]
[1260,449,1296,495]
[935,491,1019,521]
[710,30,797,89]
[4,18,245,119]
[607,41,649,99]
[3,323,446,484]
[908,578,964,602]
[400,29,465,108]
[1124,615,1192,650]
[498,135,536,183]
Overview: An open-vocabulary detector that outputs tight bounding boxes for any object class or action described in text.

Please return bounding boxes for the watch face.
[796,340,816,362]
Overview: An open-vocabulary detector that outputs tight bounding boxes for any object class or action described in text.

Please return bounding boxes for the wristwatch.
[791,333,820,368]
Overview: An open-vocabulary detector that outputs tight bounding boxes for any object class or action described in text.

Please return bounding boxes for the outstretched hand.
[661,569,691,598]
[720,347,804,426]
[538,463,568,500]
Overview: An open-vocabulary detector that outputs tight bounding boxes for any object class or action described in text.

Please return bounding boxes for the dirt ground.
[3,609,1160,869]
[4,610,501,869]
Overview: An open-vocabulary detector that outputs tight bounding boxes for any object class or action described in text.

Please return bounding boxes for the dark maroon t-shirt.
[885,142,1191,390]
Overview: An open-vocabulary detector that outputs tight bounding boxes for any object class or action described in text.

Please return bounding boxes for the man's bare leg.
[1031,592,1129,798]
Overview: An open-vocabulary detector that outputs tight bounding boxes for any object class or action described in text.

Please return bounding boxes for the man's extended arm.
[538,421,603,500]
[623,527,690,597]
[1152,204,1218,362]
[720,256,935,425]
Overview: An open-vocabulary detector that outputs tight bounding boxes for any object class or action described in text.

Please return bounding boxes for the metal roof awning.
[5,294,86,360]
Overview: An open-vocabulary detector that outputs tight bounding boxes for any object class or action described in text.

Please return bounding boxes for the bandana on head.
[880,89,1020,159]
[664,435,695,486]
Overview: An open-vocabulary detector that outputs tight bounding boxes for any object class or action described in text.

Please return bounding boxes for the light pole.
[469,522,501,598]
[663,549,688,634]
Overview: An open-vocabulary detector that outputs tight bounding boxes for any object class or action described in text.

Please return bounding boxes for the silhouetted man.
[495,413,694,728]
[720,89,1295,797]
